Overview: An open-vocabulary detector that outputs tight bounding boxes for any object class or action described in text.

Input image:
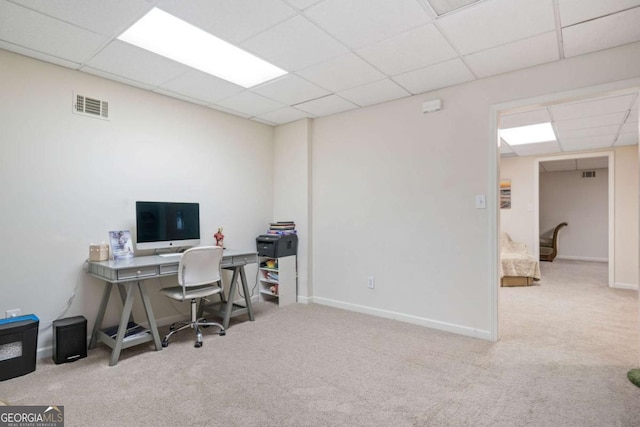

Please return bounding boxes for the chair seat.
[160,284,223,301]
[539,238,553,247]
[539,246,554,256]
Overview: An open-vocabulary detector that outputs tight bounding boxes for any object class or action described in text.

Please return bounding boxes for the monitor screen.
[135,201,200,250]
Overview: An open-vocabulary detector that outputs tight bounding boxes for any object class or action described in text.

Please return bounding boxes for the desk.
[87,249,257,366]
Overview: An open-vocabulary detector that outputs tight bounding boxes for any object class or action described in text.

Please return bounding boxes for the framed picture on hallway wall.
[500,179,511,209]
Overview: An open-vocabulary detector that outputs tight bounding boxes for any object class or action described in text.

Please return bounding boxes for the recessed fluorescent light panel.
[499,123,557,146]
[118,8,287,88]
[427,0,483,15]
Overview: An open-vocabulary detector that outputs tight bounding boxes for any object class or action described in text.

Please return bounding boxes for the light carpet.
[1,260,638,426]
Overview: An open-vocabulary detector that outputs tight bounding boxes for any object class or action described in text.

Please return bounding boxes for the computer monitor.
[135,201,200,250]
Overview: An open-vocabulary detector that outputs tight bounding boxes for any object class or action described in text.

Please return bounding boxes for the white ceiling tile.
[297,53,386,92]
[252,117,279,126]
[0,40,81,68]
[152,88,210,107]
[437,0,555,54]
[550,94,636,121]
[214,91,286,117]
[9,0,153,36]
[208,104,252,119]
[157,70,244,104]
[256,107,312,124]
[286,0,324,10]
[339,79,410,107]
[81,66,155,91]
[500,108,551,129]
[0,1,108,63]
[252,74,331,105]
[557,125,621,140]
[576,157,609,170]
[541,159,577,172]
[562,7,640,58]
[554,112,628,131]
[464,31,559,78]
[500,141,514,154]
[304,0,431,49]
[392,58,474,95]
[619,121,639,134]
[510,140,562,156]
[83,41,190,87]
[295,94,358,116]
[558,0,640,27]
[614,132,638,146]
[627,98,639,121]
[241,15,348,71]
[561,135,617,151]
[356,24,458,76]
[157,0,296,44]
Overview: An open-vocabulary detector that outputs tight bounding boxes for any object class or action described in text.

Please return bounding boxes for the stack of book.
[267,221,297,235]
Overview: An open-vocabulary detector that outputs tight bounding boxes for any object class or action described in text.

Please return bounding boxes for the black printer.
[256,234,298,258]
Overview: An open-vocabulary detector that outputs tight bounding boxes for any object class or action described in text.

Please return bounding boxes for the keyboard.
[158,253,182,258]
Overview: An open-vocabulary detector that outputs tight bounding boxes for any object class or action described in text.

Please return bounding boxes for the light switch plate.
[475,194,486,209]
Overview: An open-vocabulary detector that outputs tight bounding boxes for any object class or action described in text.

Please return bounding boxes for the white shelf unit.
[258,255,296,307]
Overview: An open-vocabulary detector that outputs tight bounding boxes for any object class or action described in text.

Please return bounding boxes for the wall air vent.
[73,93,109,120]
[581,171,596,178]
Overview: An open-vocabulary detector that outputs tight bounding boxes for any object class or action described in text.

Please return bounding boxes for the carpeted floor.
[0,259,638,426]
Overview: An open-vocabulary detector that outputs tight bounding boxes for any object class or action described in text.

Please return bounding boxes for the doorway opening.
[490,80,640,342]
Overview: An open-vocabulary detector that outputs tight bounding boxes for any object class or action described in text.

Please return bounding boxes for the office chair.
[159,246,226,348]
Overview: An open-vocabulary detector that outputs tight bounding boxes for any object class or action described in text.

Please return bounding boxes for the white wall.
[310,41,640,339]
[500,156,536,252]
[540,168,608,261]
[273,119,311,301]
[615,145,640,287]
[0,50,274,353]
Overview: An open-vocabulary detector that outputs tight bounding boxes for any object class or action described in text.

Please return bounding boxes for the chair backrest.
[551,222,568,250]
[178,246,223,288]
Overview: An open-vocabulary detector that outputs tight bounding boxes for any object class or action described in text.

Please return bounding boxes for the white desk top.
[89,249,257,269]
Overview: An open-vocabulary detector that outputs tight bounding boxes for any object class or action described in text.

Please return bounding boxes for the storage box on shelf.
[258,255,296,307]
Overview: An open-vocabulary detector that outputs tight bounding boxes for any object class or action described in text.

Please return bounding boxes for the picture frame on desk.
[109,230,134,260]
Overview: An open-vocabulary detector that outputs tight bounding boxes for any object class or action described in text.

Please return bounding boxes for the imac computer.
[135,201,200,253]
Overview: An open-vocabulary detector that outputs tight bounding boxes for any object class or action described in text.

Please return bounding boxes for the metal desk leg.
[117,284,135,324]
[222,267,240,329]
[110,283,136,366]
[137,281,162,350]
[89,282,113,350]
[238,266,254,321]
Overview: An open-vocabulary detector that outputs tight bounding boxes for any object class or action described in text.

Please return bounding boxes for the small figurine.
[214,227,224,248]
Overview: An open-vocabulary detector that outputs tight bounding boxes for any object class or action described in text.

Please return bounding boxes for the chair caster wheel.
[169,325,176,331]
[201,319,210,328]
[162,340,169,348]
[194,342,202,348]
[219,330,226,336]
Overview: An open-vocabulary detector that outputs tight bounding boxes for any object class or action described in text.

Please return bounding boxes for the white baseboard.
[555,255,608,262]
[611,282,639,291]
[311,296,492,341]
[296,295,311,304]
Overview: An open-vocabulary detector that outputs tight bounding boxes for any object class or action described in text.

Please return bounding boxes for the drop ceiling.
[539,156,608,173]
[500,91,639,158]
[0,0,639,155]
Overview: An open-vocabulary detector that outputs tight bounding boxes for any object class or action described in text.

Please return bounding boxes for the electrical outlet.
[368,277,375,289]
[6,309,21,318]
